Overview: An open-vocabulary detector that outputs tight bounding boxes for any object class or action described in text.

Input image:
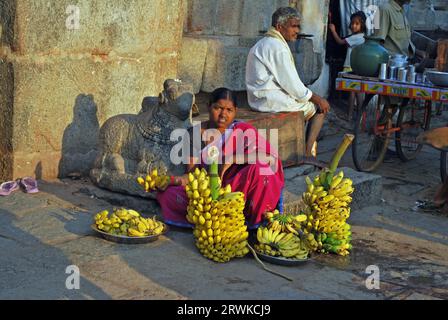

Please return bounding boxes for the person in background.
[329,11,367,119]
[375,0,415,57]
[245,7,330,158]
[329,11,367,73]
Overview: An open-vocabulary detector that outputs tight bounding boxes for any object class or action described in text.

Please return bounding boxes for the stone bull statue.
[90,79,194,198]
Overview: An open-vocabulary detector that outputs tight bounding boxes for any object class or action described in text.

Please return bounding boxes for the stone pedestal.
[0,0,184,181]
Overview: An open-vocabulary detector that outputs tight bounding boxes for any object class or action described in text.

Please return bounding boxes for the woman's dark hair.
[350,11,367,33]
[209,88,238,108]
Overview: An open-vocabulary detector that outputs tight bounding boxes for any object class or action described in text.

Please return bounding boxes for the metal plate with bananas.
[255,250,310,266]
[91,223,168,245]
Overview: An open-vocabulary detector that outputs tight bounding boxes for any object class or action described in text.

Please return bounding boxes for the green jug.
[350,37,389,77]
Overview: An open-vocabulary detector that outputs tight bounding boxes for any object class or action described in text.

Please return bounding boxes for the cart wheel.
[396,100,432,162]
[441,150,447,183]
[352,96,391,172]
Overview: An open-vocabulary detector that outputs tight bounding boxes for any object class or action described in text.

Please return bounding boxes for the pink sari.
[156,121,284,229]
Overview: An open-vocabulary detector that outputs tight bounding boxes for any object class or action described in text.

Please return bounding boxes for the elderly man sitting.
[246,7,330,158]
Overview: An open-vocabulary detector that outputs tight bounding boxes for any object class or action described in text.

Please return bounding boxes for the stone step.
[282,166,382,213]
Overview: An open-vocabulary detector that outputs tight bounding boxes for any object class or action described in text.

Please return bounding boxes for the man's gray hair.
[271,7,301,27]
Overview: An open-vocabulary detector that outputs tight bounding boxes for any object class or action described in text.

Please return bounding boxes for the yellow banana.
[128,228,146,237]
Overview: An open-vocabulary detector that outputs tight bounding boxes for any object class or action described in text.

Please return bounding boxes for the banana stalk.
[208,146,220,200]
[325,134,355,187]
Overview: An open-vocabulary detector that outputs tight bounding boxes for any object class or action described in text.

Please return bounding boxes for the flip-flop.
[0,180,20,196]
[20,177,39,194]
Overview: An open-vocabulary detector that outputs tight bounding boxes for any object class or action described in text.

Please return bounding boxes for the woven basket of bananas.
[92,208,168,244]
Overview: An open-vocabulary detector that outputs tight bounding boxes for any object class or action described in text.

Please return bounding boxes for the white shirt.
[344,33,365,68]
[245,36,314,114]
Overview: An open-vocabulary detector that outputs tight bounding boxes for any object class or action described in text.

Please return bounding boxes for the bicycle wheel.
[352,95,391,172]
[441,150,447,183]
[396,100,432,161]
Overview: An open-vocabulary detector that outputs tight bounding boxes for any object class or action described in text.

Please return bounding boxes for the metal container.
[379,63,388,80]
[426,70,448,87]
[389,66,397,80]
[255,249,310,266]
[408,65,416,74]
[398,68,408,82]
[91,224,169,244]
[407,71,416,83]
[388,54,408,68]
[418,73,427,84]
[351,37,390,77]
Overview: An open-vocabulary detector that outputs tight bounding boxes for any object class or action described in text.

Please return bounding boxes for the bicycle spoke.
[353,95,390,172]
[396,100,431,161]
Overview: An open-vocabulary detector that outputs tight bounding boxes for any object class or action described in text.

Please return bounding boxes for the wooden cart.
[336,73,448,172]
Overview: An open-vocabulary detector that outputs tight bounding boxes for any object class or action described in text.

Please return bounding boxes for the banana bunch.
[94,208,165,237]
[301,170,354,256]
[137,169,170,192]
[303,232,320,252]
[185,168,249,263]
[320,231,352,256]
[255,227,309,259]
[264,209,307,235]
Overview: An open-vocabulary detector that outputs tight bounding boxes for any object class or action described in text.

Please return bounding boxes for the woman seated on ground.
[157,88,285,229]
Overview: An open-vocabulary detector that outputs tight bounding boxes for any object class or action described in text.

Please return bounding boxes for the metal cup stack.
[379,63,388,80]
[398,68,408,82]
[407,65,416,83]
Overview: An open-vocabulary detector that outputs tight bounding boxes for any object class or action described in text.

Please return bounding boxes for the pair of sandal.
[0,177,39,196]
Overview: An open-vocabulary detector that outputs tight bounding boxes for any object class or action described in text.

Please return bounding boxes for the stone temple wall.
[178,0,330,96]
[0,0,184,181]
[0,0,331,182]
[179,0,290,94]
[408,0,448,31]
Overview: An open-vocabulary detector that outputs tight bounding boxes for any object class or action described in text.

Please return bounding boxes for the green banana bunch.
[186,168,249,263]
[321,230,352,256]
[299,169,354,256]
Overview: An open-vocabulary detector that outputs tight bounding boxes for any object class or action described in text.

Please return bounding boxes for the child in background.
[329,11,367,119]
[329,11,367,72]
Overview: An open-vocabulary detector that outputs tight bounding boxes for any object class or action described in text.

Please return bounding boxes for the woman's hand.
[156,175,189,191]
[219,154,241,181]
[174,175,189,187]
[219,163,232,181]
